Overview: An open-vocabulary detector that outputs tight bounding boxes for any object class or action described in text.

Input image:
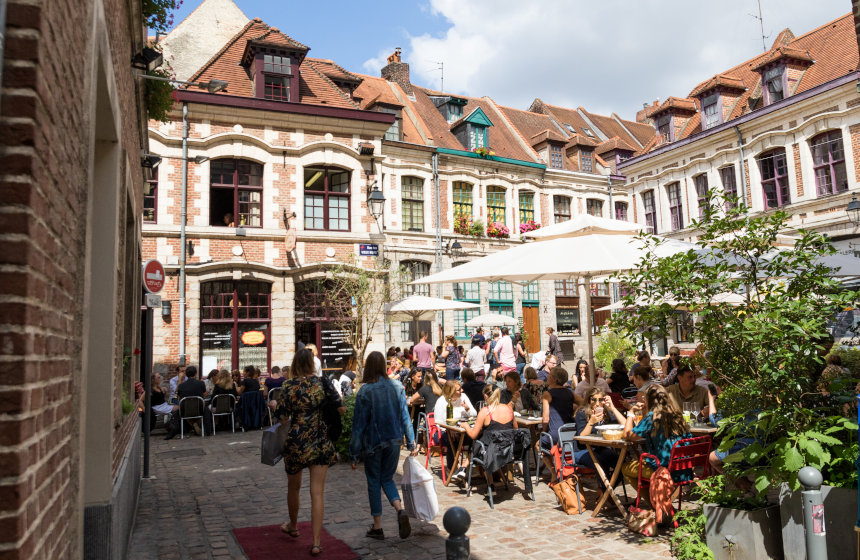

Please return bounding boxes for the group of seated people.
[398,345,723,499]
[153,363,293,439]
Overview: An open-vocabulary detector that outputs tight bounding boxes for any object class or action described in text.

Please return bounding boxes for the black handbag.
[320,375,343,442]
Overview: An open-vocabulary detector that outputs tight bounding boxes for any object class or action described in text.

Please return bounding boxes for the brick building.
[619,12,860,351]
[0,0,150,558]
[146,1,660,373]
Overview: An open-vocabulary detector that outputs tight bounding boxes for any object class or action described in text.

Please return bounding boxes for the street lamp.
[847,196,860,226]
[367,184,385,223]
[444,239,464,259]
[141,153,209,168]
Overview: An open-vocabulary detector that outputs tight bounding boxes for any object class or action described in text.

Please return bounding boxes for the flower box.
[486,221,509,239]
[519,220,541,234]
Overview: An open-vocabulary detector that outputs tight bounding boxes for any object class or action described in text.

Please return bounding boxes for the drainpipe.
[179,103,188,365]
[607,175,614,213]
[433,151,443,338]
[734,126,746,206]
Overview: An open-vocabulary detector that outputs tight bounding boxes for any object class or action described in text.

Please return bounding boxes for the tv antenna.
[432,61,444,92]
[748,0,768,51]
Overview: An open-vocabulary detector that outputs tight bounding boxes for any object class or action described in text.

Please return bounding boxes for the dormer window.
[763,66,785,104]
[469,125,487,150]
[702,93,720,129]
[656,115,672,142]
[580,150,593,173]
[260,54,293,101]
[447,103,462,123]
[549,144,563,169]
[377,105,402,141]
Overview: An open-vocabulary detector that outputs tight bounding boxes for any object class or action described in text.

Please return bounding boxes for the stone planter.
[778,483,857,560]
[704,503,784,560]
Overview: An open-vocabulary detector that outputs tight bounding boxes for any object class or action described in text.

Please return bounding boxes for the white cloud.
[391,0,850,119]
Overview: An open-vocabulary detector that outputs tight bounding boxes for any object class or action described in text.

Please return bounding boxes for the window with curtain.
[667,182,683,230]
[553,196,571,223]
[757,149,790,208]
[401,176,424,231]
[402,260,430,297]
[720,166,738,209]
[642,190,656,233]
[694,174,709,218]
[586,199,603,217]
[811,130,847,196]
[486,186,506,224]
[614,201,627,221]
[453,181,473,219]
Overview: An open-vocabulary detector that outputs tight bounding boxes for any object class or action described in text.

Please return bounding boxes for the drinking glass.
[682,402,696,423]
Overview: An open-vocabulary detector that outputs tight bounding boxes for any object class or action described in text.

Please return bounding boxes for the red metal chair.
[634,435,712,527]
[425,412,448,485]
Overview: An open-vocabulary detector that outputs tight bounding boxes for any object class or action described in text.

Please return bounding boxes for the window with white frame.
[586,199,603,217]
[702,93,720,130]
[642,190,656,233]
[667,182,683,231]
[553,196,571,223]
[402,260,430,297]
[811,130,847,196]
[401,176,424,231]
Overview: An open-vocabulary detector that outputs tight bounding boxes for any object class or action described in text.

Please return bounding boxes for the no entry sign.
[142,259,165,293]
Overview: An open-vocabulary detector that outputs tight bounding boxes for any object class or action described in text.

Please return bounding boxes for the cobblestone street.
[130,428,671,559]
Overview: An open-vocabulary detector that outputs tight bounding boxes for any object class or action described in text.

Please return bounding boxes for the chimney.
[381,47,412,95]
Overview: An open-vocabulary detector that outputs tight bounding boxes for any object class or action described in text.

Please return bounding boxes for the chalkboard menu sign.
[320,325,354,368]
[556,307,580,336]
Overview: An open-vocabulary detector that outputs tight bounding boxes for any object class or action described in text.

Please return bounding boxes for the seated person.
[523,366,546,405]
[166,365,208,439]
[433,381,477,480]
[236,364,260,395]
[168,365,185,403]
[150,373,178,426]
[460,368,486,410]
[222,212,234,227]
[417,370,443,415]
[499,371,538,414]
[666,365,710,418]
[632,364,658,405]
[574,387,624,483]
[264,365,285,392]
[536,353,559,383]
[539,366,575,484]
[573,366,611,406]
[458,384,518,483]
[608,358,633,394]
[629,351,651,381]
[621,384,692,487]
[211,369,238,398]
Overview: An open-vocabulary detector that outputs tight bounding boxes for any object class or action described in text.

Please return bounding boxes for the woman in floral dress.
[275,348,344,556]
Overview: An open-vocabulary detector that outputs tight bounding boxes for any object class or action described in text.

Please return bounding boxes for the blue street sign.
[359,243,379,256]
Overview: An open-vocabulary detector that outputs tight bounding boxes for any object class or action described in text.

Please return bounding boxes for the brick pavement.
[129,428,672,559]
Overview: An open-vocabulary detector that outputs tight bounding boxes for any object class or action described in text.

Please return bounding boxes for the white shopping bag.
[400,456,439,521]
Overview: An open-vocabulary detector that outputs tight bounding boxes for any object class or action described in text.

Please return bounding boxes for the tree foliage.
[610,192,859,498]
[320,257,408,370]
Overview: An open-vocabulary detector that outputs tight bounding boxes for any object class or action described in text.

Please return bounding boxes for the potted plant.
[519,219,541,234]
[469,219,485,238]
[611,190,859,559]
[486,221,509,239]
[473,146,495,158]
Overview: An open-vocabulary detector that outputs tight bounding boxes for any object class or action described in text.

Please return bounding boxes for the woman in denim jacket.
[349,351,419,541]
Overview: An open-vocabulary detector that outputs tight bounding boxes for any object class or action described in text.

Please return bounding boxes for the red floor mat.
[232,522,359,560]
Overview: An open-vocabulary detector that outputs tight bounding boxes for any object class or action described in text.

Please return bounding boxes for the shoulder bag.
[551,475,585,515]
[320,375,343,442]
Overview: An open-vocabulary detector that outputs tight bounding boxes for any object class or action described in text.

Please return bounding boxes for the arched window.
[200,280,271,371]
[453,181,473,220]
[402,260,430,297]
[304,166,350,231]
[811,130,847,196]
[757,148,790,208]
[642,190,656,233]
[210,159,263,227]
[666,182,683,230]
[518,191,535,224]
[486,186,506,224]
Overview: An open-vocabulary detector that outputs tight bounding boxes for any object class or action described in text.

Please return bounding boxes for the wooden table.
[573,434,635,518]
[689,424,718,436]
[438,421,469,486]
[513,415,543,468]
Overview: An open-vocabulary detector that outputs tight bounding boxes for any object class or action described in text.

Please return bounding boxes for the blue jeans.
[574,447,619,488]
[363,441,401,517]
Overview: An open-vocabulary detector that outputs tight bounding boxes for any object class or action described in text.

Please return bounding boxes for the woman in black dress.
[275,349,345,556]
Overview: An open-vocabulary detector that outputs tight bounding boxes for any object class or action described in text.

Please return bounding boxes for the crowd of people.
[152,329,735,554]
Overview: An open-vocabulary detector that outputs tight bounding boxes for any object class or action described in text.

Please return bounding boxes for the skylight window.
[583,127,595,138]
[564,124,576,134]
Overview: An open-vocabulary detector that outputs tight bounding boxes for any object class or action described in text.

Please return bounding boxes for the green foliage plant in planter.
[610,190,859,556]
[334,393,356,459]
[469,219,485,238]
[594,330,636,370]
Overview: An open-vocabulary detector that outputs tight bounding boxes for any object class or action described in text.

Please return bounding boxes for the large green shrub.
[594,330,636,369]
[611,192,859,498]
[335,393,356,459]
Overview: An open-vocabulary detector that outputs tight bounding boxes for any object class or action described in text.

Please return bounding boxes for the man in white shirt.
[493,327,517,375]
[464,342,486,380]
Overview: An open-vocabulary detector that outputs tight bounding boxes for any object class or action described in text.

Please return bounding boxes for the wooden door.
[522,306,541,354]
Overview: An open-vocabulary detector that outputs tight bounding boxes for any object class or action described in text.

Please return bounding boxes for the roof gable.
[461,106,493,127]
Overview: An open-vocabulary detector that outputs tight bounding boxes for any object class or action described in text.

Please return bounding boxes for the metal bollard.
[798,466,828,560]
[443,507,471,560]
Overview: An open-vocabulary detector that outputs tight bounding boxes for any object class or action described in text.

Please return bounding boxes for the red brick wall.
[0,0,146,558]
[850,124,860,183]
[744,160,752,205]
[792,143,804,197]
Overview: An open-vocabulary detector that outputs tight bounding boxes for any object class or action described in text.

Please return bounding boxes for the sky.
[166,0,853,120]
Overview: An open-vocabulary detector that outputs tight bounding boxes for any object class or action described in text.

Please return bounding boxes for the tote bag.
[400,456,439,521]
